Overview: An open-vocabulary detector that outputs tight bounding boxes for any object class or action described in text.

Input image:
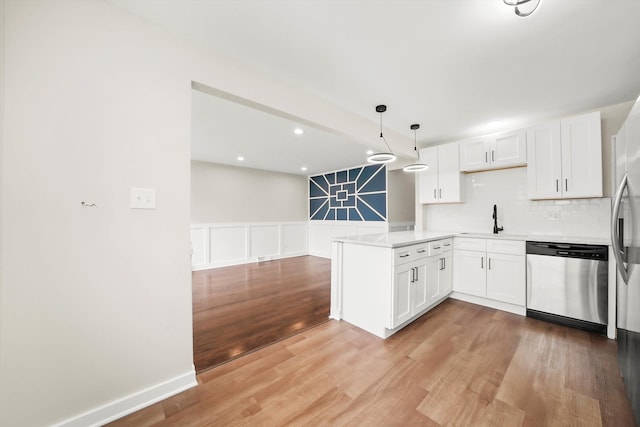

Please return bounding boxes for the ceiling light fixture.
[294,128,304,135]
[367,104,397,164]
[301,166,307,171]
[504,0,542,17]
[403,124,429,172]
[237,156,244,161]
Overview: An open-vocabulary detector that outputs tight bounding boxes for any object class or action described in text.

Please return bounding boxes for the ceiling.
[109,0,640,175]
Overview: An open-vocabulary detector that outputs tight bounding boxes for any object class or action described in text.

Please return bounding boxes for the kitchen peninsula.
[330,230,455,338]
[331,230,615,339]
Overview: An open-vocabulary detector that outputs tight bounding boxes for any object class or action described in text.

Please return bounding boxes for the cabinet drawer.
[486,239,524,255]
[394,244,429,265]
[453,237,486,252]
[429,238,453,255]
[394,248,414,265]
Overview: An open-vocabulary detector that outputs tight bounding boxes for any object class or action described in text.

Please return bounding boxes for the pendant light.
[403,124,429,172]
[503,0,542,17]
[367,105,397,164]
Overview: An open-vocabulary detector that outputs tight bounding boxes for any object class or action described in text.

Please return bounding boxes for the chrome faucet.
[493,204,504,234]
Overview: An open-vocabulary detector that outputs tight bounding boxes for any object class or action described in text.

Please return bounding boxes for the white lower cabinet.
[392,260,427,328]
[426,249,452,305]
[391,239,451,329]
[486,252,525,305]
[452,238,525,307]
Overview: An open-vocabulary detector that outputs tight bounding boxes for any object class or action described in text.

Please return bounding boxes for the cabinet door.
[527,121,562,199]
[459,138,490,172]
[437,143,463,203]
[452,250,486,297]
[486,253,525,305]
[560,111,603,198]
[392,265,414,328]
[439,252,452,297]
[413,262,430,313]
[425,256,441,306]
[418,146,439,204]
[491,129,527,169]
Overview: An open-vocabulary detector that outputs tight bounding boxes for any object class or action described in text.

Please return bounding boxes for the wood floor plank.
[192,255,331,372]
[109,299,637,427]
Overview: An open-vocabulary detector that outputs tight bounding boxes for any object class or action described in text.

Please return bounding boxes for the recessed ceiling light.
[486,120,502,128]
[294,128,304,135]
[366,149,374,155]
[237,156,244,161]
[301,166,307,171]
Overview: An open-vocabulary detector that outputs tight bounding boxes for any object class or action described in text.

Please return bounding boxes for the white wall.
[601,100,635,197]
[1,1,420,425]
[387,169,415,225]
[1,1,196,425]
[0,0,5,400]
[191,160,307,223]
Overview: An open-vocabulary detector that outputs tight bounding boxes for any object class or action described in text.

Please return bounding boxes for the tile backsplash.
[423,167,611,238]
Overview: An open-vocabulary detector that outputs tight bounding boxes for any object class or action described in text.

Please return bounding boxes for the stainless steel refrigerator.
[613,94,640,424]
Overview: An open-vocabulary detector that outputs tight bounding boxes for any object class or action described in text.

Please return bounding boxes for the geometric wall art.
[309,164,387,221]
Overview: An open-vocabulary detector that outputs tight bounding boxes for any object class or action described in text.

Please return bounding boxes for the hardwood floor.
[110,299,636,427]
[192,256,331,372]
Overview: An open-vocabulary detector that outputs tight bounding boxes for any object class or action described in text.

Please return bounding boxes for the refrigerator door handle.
[612,173,629,283]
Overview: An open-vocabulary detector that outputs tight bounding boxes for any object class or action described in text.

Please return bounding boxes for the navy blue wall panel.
[309,164,387,221]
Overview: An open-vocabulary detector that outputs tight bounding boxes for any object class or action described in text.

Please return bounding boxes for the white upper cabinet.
[527,111,602,199]
[459,129,527,172]
[418,142,463,204]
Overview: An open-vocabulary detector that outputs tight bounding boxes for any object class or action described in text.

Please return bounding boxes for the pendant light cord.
[413,128,422,161]
[379,112,393,153]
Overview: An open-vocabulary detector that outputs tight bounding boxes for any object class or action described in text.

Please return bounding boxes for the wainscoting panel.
[191,221,393,269]
[308,222,389,258]
[209,226,247,263]
[192,222,309,270]
[249,225,280,258]
[282,223,308,254]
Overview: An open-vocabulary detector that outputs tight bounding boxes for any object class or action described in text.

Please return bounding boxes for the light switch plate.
[130,187,156,209]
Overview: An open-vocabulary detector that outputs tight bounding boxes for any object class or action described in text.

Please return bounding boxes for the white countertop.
[333,230,611,248]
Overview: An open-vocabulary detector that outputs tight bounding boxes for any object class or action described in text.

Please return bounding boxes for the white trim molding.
[54,369,197,427]
[191,221,309,270]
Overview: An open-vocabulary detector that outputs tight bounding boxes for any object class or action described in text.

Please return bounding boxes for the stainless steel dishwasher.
[526,241,608,334]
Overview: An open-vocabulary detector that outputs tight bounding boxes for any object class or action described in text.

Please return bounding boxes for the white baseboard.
[449,292,526,316]
[308,251,331,259]
[54,369,197,427]
[192,251,310,271]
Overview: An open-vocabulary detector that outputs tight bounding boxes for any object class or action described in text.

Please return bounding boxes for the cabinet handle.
[491,150,495,162]
[481,257,484,269]
[565,179,568,192]
[485,152,488,163]
[556,179,559,192]
[443,258,446,269]
[415,267,419,281]
[434,189,437,199]
[439,189,443,198]
[444,243,451,247]
[399,253,410,258]
[417,249,426,253]
[433,246,441,250]
[488,258,491,270]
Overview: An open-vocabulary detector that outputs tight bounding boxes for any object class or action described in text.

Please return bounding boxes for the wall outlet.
[130,187,156,209]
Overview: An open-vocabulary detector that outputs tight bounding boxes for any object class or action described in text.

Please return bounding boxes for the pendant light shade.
[504,0,542,17]
[403,124,429,172]
[367,105,397,164]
